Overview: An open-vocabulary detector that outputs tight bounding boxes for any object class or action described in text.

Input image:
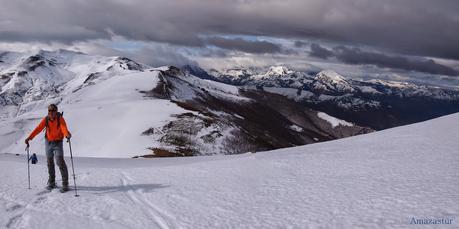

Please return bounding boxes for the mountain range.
[184,65,459,130]
[1,50,458,157]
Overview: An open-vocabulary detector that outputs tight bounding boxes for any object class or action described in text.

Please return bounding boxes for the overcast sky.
[1,0,458,86]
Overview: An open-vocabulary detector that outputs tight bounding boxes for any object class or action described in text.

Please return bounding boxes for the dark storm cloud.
[294,41,308,48]
[333,46,459,76]
[309,43,334,59]
[308,44,458,76]
[76,42,198,67]
[1,0,458,60]
[205,37,282,54]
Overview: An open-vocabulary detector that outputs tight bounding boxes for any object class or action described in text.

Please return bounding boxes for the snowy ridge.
[1,70,188,158]
[0,61,261,157]
[311,70,355,92]
[0,50,147,118]
[317,112,353,128]
[147,66,370,156]
[0,51,251,157]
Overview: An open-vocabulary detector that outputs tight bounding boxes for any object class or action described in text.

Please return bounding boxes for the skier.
[25,104,72,192]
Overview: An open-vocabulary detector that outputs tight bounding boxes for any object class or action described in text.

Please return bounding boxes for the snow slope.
[0,70,189,158]
[0,112,457,229]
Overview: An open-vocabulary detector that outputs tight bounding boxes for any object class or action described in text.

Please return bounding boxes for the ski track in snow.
[120,171,177,229]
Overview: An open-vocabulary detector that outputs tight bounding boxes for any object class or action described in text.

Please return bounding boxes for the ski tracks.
[0,190,49,229]
[4,201,27,229]
[1,171,95,229]
[120,172,178,229]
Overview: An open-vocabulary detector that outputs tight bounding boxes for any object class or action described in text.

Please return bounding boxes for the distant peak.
[368,79,416,88]
[27,49,86,60]
[312,70,355,93]
[157,65,186,78]
[106,56,145,71]
[316,70,347,82]
[266,66,293,76]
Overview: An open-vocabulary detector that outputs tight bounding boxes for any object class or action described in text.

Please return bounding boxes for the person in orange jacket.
[25,104,72,192]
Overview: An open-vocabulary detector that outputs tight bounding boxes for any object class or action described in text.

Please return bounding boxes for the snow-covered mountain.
[0,50,145,117]
[185,65,459,130]
[195,65,459,99]
[1,110,457,228]
[0,50,369,158]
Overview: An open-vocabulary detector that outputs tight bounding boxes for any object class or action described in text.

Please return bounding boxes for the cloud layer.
[1,0,458,60]
[205,37,282,54]
[308,44,458,76]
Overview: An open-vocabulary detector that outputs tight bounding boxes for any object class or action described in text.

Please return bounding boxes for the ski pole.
[25,145,30,189]
[67,138,79,197]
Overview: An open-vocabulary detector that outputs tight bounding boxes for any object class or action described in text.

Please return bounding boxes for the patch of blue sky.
[199,34,285,43]
[105,40,146,51]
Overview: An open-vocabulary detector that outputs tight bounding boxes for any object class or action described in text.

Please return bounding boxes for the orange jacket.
[28,116,71,141]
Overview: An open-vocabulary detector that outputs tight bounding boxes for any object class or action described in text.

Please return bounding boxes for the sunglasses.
[48,109,57,112]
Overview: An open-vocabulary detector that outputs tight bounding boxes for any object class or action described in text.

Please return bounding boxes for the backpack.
[44,112,64,140]
[30,153,38,164]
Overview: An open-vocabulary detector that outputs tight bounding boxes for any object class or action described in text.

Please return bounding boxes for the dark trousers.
[45,140,68,186]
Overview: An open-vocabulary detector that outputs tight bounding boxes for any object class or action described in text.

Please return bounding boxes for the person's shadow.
[75,183,169,195]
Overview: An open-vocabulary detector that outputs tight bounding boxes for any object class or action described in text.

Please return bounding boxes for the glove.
[24,138,30,147]
[66,133,72,141]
